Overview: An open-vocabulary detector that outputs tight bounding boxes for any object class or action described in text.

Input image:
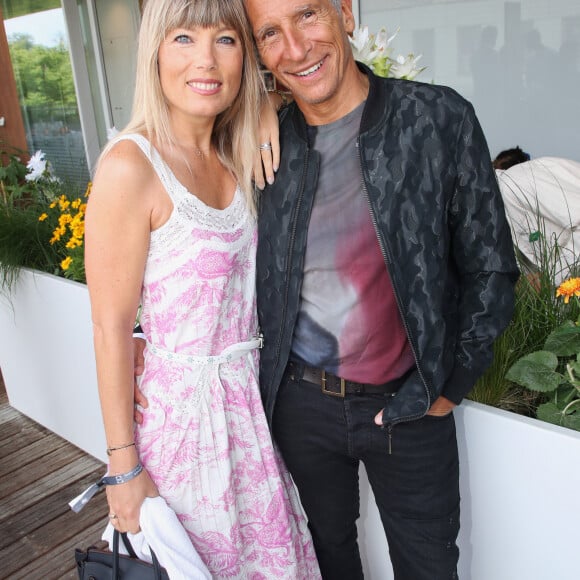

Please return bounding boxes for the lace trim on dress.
[114,134,250,235]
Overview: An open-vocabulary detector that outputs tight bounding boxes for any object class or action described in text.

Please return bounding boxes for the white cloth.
[496,157,580,282]
[102,496,211,580]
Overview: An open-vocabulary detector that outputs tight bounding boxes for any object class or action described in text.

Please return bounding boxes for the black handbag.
[75,529,170,579]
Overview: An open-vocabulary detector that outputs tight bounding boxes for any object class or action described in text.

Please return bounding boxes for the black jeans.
[273,371,460,580]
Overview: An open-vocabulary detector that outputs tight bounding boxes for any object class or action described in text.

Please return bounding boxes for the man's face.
[246,0,361,124]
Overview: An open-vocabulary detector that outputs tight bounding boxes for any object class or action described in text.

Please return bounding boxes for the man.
[492,146,530,170]
[495,156,580,284]
[245,0,518,579]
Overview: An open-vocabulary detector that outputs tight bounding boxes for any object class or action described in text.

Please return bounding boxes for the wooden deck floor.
[0,370,108,579]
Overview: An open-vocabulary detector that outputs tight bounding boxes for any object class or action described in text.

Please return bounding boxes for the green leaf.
[506,351,563,392]
[544,324,580,356]
[536,402,580,431]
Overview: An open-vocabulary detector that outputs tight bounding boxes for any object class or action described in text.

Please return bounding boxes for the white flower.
[390,54,425,80]
[350,25,426,81]
[349,26,381,65]
[25,150,48,182]
[374,27,398,55]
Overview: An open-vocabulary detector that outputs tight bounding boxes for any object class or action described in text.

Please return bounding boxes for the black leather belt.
[286,360,406,398]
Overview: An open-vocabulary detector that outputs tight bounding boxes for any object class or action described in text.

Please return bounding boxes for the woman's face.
[158,24,244,123]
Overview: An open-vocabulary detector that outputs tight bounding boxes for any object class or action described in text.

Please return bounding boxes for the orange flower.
[556,277,580,304]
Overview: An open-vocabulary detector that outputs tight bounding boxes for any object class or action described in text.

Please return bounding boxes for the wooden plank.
[0,431,69,472]
[0,455,104,516]
[0,465,105,550]
[0,489,108,578]
[0,403,21,423]
[0,420,52,460]
[0,371,115,578]
[8,518,108,580]
[0,414,40,445]
[0,442,89,498]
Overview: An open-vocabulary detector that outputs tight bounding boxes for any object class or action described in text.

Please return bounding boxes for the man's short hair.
[493,146,531,170]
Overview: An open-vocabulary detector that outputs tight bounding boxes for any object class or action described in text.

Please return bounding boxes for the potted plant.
[0,145,103,460]
[0,145,87,290]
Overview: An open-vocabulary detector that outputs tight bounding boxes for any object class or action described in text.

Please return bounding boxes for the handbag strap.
[112,529,121,579]
[114,530,165,579]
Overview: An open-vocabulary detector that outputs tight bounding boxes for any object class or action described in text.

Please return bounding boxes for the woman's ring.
[109,513,119,520]
[259,142,272,151]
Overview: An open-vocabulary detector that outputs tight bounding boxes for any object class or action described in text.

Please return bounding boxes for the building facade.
[1,0,579,184]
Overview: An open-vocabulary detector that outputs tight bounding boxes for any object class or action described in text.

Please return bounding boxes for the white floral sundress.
[123,135,320,579]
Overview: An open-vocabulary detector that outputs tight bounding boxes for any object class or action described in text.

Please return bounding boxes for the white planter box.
[358,400,580,579]
[2,269,579,578]
[0,269,107,462]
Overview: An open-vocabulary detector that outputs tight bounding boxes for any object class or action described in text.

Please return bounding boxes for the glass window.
[359,0,580,161]
[3,0,90,188]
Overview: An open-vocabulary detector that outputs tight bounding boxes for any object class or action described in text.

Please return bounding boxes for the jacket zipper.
[270,148,310,405]
[355,138,431,451]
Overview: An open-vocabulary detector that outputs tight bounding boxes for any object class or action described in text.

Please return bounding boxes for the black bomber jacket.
[256,64,519,429]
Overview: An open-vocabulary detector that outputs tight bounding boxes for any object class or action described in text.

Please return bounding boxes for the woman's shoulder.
[92,134,159,205]
[99,135,156,183]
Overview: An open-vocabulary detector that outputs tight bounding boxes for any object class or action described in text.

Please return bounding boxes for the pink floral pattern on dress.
[122,135,320,579]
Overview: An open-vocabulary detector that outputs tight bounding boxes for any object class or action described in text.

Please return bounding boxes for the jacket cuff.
[441,365,477,405]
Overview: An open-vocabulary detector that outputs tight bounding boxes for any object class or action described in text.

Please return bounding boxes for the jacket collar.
[286,61,390,141]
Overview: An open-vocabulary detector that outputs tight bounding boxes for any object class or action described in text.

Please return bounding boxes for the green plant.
[468,264,567,414]
[0,145,87,291]
[505,278,580,430]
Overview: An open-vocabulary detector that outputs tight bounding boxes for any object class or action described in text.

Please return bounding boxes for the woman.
[84,0,319,577]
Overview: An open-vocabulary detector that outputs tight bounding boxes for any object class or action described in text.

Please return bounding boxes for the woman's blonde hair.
[104,0,266,213]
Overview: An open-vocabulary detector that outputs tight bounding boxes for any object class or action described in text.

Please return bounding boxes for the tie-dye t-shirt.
[290,101,415,384]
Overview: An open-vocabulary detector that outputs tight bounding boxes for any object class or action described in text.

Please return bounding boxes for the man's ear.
[341,1,355,35]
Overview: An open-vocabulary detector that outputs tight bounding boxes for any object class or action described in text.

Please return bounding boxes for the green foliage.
[7,33,78,125]
[469,205,580,430]
[0,145,87,292]
[3,1,61,20]
[469,271,566,414]
[506,310,580,430]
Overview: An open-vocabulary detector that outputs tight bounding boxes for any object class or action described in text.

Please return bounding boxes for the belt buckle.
[321,369,346,398]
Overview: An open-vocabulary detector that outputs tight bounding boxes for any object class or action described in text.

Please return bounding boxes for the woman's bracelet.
[69,463,144,512]
[106,441,136,456]
[101,463,143,486]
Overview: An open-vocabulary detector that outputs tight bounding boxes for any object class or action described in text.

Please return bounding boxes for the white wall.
[356,401,580,580]
[359,0,580,161]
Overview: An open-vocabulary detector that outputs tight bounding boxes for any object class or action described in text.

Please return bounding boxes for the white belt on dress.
[146,335,263,366]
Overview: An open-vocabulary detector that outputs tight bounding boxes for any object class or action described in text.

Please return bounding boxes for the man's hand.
[374,395,456,425]
[133,337,148,424]
[426,395,456,417]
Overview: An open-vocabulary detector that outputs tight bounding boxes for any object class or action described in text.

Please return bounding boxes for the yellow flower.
[38,213,48,222]
[58,197,71,211]
[556,277,580,304]
[59,213,72,226]
[61,256,73,270]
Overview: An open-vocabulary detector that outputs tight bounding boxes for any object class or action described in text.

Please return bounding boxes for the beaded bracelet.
[106,441,136,456]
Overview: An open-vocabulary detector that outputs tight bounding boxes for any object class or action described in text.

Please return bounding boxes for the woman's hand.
[106,467,159,534]
[253,94,281,190]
